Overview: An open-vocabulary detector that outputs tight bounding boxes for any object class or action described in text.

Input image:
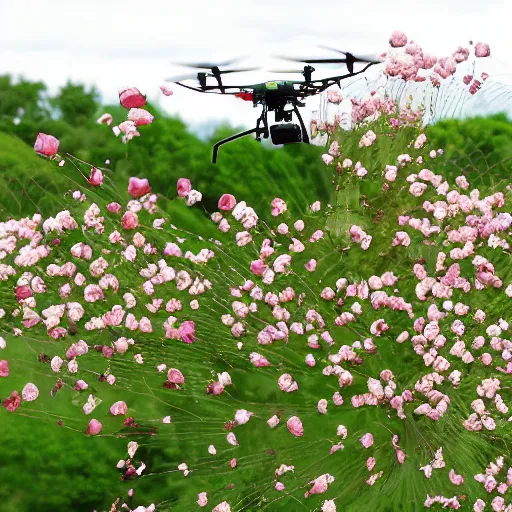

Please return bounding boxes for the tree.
[50,81,100,125]
[0,74,50,121]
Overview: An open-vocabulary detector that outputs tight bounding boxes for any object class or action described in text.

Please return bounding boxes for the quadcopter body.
[165,51,380,163]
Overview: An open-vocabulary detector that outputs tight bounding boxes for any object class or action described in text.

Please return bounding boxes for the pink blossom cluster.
[382,31,491,97]
[96,87,154,144]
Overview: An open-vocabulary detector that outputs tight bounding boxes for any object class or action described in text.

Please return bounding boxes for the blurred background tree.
[1,73,511,217]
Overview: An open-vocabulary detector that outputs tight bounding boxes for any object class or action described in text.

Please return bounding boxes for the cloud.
[1,0,511,130]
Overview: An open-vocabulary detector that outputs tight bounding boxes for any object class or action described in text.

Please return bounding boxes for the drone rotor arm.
[313,62,377,92]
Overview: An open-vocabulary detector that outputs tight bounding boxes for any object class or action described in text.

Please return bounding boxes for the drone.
[165,47,381,163]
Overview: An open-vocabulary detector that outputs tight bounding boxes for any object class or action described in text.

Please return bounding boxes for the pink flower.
[389,31,407,48]
[107,202,122,214]
[305,259,317,272]
[15,285,32,302]
[213,501,231,512]
[3,390,21,412]
[163,243,182,256]
[160,84,174,96]
[177,178,192,197]
[273,254,291,273]
[409,182,428,197]
[86,419,103,435]
[475,42,491,58]
[384,165,398,182]
[75,380,88,391]
[88,168,103,186]
[218,194,236,211]
[0,360,9,377]
[122,211,139,230]
[206,381,225,395]
[370,319,389,336]
[327,91,343,103]
[360,433,374,448]
[97,113,113,125]
[318,399,328,414]
[414,133,427,149]
[118,120,140,142]
[119,87,146,108]
[226,432,238,446]
[278,373,299,392]
[179,320,196,343]
[305,474,335,498]
[250,259,268,276]
[128,177,151,198]
[234,409,253,425]
[322,154,334,165]
[167,368,185,385]
[249,352,271,367]
[128,108,154,126]
[287,416,304,437]
[197,492,208,507]
[110,401,128,415]
[448,469,464,485]
[34,133,59,156]
[271,198,287,216]
[139,317,152,332]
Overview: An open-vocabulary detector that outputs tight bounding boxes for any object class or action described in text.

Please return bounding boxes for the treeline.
[0,75,330,217]
[0,74,511,219]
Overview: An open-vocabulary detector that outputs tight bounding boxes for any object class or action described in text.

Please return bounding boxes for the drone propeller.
[267,69,308,74]
[318,46,382,63]
[276,49,381,74]
[173,56,254,69]
[212,67,260,74]
[172,64,259,75]
[164,72,208,82]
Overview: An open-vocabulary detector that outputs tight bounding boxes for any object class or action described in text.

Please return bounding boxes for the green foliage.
[50,81,101,126]
[0,74,50,121]
[0,132,75,217]
[427,113,512,190]
[1,75,512,512]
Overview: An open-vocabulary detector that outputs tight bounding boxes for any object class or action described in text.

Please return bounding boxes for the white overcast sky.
[1,0,511,132]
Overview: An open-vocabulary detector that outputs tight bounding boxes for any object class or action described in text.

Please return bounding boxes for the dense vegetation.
[0,74,511,512]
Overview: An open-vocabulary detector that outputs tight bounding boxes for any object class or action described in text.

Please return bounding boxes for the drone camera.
[270,123,302,145]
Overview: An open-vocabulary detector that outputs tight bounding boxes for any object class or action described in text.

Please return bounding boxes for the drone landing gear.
[211,102,309,163]
[292,103,309,144]
[212,110,269,163]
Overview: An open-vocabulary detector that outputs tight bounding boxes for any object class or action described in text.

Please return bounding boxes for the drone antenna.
[198,73,207,89]
[210,66,225,93]
[303,65,315,82]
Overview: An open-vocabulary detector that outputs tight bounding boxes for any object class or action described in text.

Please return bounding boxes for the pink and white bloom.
[128,108,154,126]
[119,87,146,108]
[177,178,192,197]
[160,84,174,96]
[218,194,236,211]
[128,177,151,198]
[271,198,287,216]
[110,401,128,415]
[360,433,374,448]
[389,31,407,47]
[34,133,59,156]
[287,416,304,437]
